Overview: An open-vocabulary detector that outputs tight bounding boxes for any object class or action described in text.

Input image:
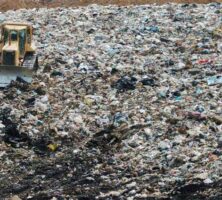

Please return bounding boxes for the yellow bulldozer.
[0,22,38,87]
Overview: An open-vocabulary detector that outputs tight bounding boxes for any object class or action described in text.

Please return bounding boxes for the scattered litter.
[0,3,222,200]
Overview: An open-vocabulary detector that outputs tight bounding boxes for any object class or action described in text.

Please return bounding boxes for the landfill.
[1,3,222,199]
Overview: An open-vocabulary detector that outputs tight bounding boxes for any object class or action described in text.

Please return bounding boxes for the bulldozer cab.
[1,23,32,58]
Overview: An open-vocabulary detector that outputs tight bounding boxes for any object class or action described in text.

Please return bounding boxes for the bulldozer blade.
[0,66,34,87]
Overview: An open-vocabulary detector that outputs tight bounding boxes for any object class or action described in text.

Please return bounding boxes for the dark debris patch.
[35,87,46,95]
[112,76,137,92]
[171,180,222,200]
[24,97,36,107]
[140,77,157,86]
[8,77,31,91]
[0,108,31,148]
[86,125,120,153]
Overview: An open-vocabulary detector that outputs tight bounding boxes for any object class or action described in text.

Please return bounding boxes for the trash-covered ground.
[1,3,222,199]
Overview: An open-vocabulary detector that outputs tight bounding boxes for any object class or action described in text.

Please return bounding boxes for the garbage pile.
[1,3,222,199]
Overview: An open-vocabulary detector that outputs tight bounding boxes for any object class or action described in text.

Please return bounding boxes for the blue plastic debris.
[147,26,159,33]
[196,87,203,95]
[207,76,222,85]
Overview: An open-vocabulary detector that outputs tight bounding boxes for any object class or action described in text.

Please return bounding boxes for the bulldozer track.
[22,53,38,70]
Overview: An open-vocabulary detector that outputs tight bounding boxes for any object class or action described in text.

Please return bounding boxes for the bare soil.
[0,0,221,11]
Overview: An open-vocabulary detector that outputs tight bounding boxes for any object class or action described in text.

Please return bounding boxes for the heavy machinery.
[0,22,38,87]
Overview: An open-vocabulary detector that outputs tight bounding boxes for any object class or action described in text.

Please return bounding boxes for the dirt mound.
[0,0,219,11]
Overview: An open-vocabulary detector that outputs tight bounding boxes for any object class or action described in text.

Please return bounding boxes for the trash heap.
[1,3,222,199]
